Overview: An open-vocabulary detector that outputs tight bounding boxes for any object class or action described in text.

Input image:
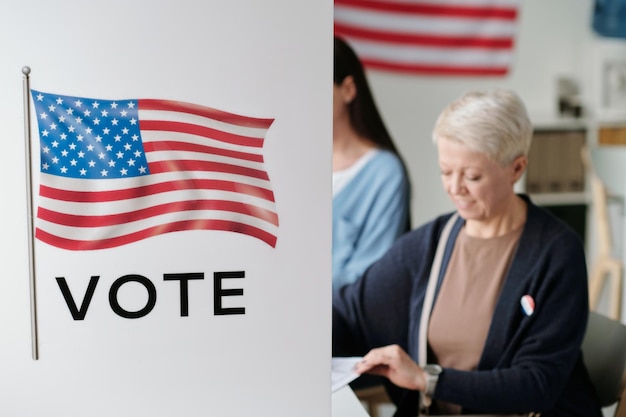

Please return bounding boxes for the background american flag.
[335,0,520,76]
[31,90,279,250]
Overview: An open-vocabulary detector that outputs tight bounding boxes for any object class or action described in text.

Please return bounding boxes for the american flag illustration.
[30,90,279,250]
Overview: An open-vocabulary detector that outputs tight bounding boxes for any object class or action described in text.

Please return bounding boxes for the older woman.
[332,90,602,416]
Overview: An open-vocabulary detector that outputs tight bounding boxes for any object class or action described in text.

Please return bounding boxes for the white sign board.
[0,1,332,416]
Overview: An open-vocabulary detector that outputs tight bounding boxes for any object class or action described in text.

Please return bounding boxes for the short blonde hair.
[432,89,533,166]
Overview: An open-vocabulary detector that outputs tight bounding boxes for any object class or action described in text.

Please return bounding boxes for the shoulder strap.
[418,213,459,366]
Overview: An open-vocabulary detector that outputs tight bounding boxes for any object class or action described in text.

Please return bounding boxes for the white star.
[66,107,74,115]
[85,127,92,134]
[93,118,100,125]
[116,151,124,159]
[120,110,128,117]
[48,104,56,111]
[132,134,139,141]
[92,101,100,109]
[111,102,118,109]
[138,166,147,174]
[68,126,75,133]
[98,152,106,159]
[39,112,47,119]
[122,127,129,135]
[114,135,121,142]
[56,97,63,105]
[88,160,96,167]
[69,143,77,150]
[41,130,49,137]
[36,94,44,101]
[76,134,84,141]
[120,168,128,175]
[80,168,87,175]
[49,123,57,130]
[130,118,137,125]
[103,128,110,135]
[78,151,85,158]
[51,140,59,147]
[58,115,66,123]
[60,133,67,140]
[111,118,119,126]
[95,135,102,142]
[87,144,94,151]
[105,144,113,151]
[100,169,108,177]
[52,156,59,164]
[134,150,142,157]
[42,162,49,170]
[101,110,108,117]
[75,116,82,124]
[60,166,68,174]
[127,158,136,166]
[124,143,132,151]
[74,100,83,107]
[108,160,116,167]
[84,109,91,117]
[70,159,77,166]
[127,102,135,108]
[61,150,68,157]
[42,146,50,153]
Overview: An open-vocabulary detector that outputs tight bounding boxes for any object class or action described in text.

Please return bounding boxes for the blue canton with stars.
[31,90,150,179]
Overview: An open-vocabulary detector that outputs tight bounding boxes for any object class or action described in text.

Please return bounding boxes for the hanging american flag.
[334,0,520,76]
[30,90,279,250]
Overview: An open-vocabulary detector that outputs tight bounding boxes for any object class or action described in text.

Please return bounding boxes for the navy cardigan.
[333,196,602,416]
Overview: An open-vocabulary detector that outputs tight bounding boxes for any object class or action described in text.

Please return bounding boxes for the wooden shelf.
[530,192,589,206]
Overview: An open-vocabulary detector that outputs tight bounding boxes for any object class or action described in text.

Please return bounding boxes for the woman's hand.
[354,344,427,391]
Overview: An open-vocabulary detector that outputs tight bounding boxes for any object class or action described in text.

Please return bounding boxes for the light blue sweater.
[332,150,410,290]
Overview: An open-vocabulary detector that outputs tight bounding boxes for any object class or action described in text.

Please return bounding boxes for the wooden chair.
[582,146,624,320]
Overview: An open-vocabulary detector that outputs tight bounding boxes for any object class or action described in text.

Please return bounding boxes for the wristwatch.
[423,364,443,403]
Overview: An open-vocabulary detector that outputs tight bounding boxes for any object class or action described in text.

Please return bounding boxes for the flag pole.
[22,66,39,360]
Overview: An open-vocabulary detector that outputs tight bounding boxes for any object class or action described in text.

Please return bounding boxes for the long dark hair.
[334,36,411,230]
[334,36,399,154]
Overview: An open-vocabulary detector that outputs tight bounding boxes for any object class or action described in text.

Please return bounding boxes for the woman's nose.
[449,174,464,195]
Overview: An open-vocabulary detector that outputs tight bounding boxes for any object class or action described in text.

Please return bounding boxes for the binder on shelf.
[526,129,585,195]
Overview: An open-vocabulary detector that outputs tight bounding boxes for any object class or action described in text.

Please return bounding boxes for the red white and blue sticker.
[520,295,535,316]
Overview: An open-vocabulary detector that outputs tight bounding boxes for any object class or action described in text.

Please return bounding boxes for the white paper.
[331,356,363,392]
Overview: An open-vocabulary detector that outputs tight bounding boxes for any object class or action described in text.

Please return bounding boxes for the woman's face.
[437,137,524,222]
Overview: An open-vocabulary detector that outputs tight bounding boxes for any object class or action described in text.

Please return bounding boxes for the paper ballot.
[331,357,362,392]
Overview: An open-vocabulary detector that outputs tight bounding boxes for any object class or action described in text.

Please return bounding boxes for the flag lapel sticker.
[31,90,279,250]
[334,0,520,76]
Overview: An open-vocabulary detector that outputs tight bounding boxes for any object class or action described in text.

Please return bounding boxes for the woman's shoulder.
[524,196,582,242]
[359,149,406,179]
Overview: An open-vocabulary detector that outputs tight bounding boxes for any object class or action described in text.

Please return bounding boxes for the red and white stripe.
[335,0,520,76]
[36,99,278,250]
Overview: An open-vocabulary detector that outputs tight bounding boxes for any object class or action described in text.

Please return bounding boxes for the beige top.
[427,224,523,413]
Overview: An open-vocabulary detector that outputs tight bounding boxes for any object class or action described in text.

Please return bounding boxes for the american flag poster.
[334,0,520,76]
[30,90,279,250]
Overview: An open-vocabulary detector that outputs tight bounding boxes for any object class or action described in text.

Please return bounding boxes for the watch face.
[424,364,443,375]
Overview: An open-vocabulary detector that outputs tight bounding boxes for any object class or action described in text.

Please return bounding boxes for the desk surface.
[332,385,369,417]
[331,385,521,417]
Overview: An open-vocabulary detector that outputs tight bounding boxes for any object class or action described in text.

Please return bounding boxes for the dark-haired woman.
[332,36,411,291]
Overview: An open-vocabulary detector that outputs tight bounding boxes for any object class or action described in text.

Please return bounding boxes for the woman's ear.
[340,75,357,103]
[510,155,528,184]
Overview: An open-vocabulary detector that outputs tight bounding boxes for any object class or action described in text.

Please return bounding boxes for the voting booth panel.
[0,1,332,416]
